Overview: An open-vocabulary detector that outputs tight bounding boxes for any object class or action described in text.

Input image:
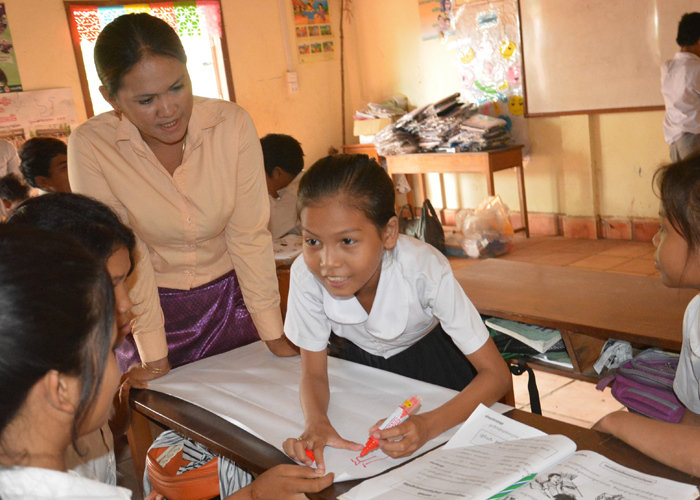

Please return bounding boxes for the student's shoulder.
[290,254,323,290]
[395,234,451,280]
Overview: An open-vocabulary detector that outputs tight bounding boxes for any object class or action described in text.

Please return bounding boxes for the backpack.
[596,349,685,423]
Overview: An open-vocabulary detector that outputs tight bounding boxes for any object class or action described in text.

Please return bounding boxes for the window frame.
[64,0,236,118]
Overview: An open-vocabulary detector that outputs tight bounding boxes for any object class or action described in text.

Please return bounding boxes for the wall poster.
[0,4,21,92]
[291,0,335,63]
[0,88,79,150]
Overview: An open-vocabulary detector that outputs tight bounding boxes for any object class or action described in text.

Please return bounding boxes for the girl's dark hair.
[95,13,187,96]
[654,155,700,252]
[297,154,396,229]
[7,193,136,272]
[19,137,67,188]
[0,225,114,450]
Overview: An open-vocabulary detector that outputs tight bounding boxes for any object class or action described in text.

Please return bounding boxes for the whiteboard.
[520,0,698,116]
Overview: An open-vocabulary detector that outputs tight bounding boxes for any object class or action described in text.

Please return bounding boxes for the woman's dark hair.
[95,13,187,96]
[19,137,66,188]
[297,154,396,230]
[677,12,700,47]
[653,155,700,253]
[7,193,136,272]
[0,173,29,202]
[0,225,114,450]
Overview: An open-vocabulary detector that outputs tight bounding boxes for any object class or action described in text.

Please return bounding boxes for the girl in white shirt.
[594,155,700,477]
[0,225,332,500]
[283,154,511,474]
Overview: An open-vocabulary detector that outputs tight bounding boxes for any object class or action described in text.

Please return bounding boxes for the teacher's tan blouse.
[68,97,282,362]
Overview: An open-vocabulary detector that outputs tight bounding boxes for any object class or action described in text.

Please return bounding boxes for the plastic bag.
[457,195,514,258]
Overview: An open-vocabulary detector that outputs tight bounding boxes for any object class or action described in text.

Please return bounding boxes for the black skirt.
[328,323,476,392]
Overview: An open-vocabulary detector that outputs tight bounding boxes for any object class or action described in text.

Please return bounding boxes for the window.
[65,1,235,117]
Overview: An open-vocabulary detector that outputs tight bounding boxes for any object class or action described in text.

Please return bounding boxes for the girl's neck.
[0,403,71,472]
[355,258,384,314]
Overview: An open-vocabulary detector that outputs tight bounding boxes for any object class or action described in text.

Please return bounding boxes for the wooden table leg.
[516,165,530,237]
[127,409,155,493]
[486,170,495,197]
[560,330,606,375]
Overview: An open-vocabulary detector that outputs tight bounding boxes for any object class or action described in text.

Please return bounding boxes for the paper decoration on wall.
[453,0,530,154]
[0,88,79,150]
[0,4,21,93]
[291,0,335,64]
[420,0,456,41]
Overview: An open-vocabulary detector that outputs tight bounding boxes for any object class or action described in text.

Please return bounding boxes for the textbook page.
[507,450,699,500]
[148,342,488,482]
[339,434,576,500]
[340,405,574,500]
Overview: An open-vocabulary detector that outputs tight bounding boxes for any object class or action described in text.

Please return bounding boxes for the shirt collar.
[114,97,226,156]
[321,249,409,340]
[675,52,700,62]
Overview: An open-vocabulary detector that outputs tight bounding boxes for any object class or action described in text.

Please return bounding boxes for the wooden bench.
[453,259,697,381]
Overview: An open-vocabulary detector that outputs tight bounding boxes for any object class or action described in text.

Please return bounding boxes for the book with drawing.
[485,318,562,354]
[339,405,699,500]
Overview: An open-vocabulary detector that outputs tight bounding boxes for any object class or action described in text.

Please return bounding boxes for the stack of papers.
[375,93,512,155]
[340,405,700,500]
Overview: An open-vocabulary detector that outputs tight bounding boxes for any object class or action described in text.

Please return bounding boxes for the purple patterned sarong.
[116,269,260,372]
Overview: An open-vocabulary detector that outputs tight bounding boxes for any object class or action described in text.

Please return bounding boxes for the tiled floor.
[117,235,651,496]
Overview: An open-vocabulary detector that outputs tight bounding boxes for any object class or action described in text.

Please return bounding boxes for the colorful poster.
[0,4,21,92]
[291,0,335,63]
[419,0,455,41]
[454,0,530,154]
[0,88,79,150]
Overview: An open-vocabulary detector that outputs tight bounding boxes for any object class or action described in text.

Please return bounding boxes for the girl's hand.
[235,465,333,500]
[109,373,148,437]
[283,419,363,474]
[368,414,432,459]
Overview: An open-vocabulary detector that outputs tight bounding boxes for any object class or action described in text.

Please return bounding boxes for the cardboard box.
[353,117,392,137]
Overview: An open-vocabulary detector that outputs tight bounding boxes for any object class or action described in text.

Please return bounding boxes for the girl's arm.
[593,409,700,477]
[375,338,512,458]
[282,348,363,474]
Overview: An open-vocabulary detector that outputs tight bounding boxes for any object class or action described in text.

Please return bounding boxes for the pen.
[360,395,422,457]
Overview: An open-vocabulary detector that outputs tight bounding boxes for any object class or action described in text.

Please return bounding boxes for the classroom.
[1,1,700,500]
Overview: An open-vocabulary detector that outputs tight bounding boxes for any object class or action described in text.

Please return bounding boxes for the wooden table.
[454,259,697,381]
[384,145,529,237]
[128,391,699,499]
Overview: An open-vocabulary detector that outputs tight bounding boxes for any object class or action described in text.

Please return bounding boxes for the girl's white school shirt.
[674,294,700,414]
[285,234,489,358]
[0,467,131,499]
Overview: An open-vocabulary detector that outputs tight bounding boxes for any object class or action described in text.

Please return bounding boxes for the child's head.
[7,193,136,341]
[0,225,118,456]
[653,156,700,288]
[297,154,398,299]
[677,12,700,48]
[0,172,30,215]
[19,137,70,193]
[260,133,305,198]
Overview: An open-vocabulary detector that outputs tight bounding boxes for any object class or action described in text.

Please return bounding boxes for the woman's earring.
[115,110,122,121]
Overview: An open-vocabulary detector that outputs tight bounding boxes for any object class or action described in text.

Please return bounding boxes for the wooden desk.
[128,392,699,499]
[385,145,529,237]
[454,259,697,381]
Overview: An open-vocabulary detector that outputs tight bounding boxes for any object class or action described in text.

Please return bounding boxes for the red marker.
[360,396,422,457]
[305,449,315,462]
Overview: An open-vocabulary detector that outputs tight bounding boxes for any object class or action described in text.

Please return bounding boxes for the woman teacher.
[68,13,296,381]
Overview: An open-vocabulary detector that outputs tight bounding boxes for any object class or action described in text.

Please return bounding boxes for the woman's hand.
[123,357,171,385]
[109,373,148,437]
[367,413,432,459]
[233,464,333,500]
[282,418,363,474]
